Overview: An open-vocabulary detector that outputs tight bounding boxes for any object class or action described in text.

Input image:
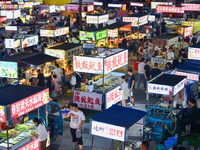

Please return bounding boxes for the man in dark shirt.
[191,34,197,45]
[150,63,161,79]
[128,68,135,106]
[178,49,187,64]
[36,69,45,87]
[144,59,151,91]
[122,36,127,49]
[161,19,166,35]
[181,98,198,136]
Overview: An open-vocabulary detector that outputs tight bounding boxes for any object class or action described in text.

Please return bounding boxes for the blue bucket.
[168,137,178,146]
[164,140,174,150]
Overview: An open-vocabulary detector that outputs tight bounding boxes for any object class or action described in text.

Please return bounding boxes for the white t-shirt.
[138,62,146,74]
[167,52,174,63]
[38,124,48,142]
[69,110,86,129]
[54,68,62,78]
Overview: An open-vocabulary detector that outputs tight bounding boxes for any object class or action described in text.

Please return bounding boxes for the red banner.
[66,4,86,12]
[11,89,49,118]
[182,4,200,11]
[18,138,39,150]
[0,16,7,23]
[156,6,185,13]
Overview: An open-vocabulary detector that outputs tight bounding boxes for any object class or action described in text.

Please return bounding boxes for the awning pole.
[92,135,95,150]
[6,123,9,150]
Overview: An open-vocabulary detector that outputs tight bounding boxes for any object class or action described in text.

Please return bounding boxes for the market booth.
[73,48,128,110]
[0,85,50,150]
[181,20,200,34]
[106,22,131,48]
[91,105,147,149]
[145,73,187,142]
[0,9,21,20]
[0,53,58,85]
[86,14,109,25]
[123,14,148,39]
[45,43,83,74]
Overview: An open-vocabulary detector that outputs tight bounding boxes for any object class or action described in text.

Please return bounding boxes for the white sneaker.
[127,102,132,105]
[129,104,134,107]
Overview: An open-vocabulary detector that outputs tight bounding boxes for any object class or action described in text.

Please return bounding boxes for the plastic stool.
[157,144,166,150]
[182,141,189,150]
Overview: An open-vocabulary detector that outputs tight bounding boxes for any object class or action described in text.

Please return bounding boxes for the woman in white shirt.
[33,117,48,150]
[120,76,129,107]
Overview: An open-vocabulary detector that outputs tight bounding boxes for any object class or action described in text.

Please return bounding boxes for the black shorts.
[70,128,83,145]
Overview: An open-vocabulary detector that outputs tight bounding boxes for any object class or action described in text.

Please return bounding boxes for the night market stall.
[73,48,128,111]
[40,26,69,38]
[145,73,187,142]
[106,22,131,48]
[181,20,200,34]
[86,14,109,25]
[123,14,148,39]
[91,104,147,149]
[45,43,83,75]
[0,85,50,150]
[0,9,21,20]
[0,53,58,85]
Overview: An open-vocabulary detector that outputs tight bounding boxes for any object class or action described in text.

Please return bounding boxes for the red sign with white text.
[0,16,7,23]
[87,4,94,12]
[104,50,128,74]
[66,4,86,12]
[18,138,39,150]
[0,106,5,122]
[0,1,11,5]
[106,86,122,109]
[182,4,200,11]
[184,26,193,37]
[156,6,185,13]
[73,91,102,110]
[117,10,126,19]
[11,89,49,118]
[175,71,199,81]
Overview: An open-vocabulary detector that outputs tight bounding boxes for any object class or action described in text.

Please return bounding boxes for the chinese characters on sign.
[104,50,128,74]
[182,21,196,26]
[18,138,39,150]
[175,71,199,81]
[22,35,39,48]
[65,4,86,12]
[130,2,143,7]
[86,16,98,24]
[98,14,109,24]
[182,4,200,11]
[151,2,173,9]
[108,29,118,37]
[148,83,172,95]
[91,121,125,141]
[0,61,18,78]
[0,16,7,23]
[96,30,107,40]
[40,27,69,37]
[73,56,103,74]
[188,47,200,60]
[87,4,94,12]
[45,49,65,60]
[106,86,122,109]
[11,89,49,118]
[5,26,17,31]
[173,78,186,95]
[73,91,102,110]
[156,6,185,13]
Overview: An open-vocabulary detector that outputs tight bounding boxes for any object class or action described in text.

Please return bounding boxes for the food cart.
[45,43,83,75]
[106,22,131,48]
[91,104,147,149]
[73,48,128,110]
[145,73,187,142]
[79,27,108,47]
[0,84,50,150]
[0,53,58,85]
[123,14,148,39]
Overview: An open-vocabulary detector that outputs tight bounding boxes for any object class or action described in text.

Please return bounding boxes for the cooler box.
[85,84,94,92]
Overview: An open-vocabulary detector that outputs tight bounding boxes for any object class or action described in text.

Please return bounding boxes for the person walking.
[120,76,129,107]
[127,68,135,106]
[54,64,63,80]
[32,117,48,150]
[70,73,76,92]
[66,103,85,150]
[137,58,146,90]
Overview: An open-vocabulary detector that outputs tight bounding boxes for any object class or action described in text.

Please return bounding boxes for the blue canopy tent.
[175,60,200,99]
[91,104,147,149]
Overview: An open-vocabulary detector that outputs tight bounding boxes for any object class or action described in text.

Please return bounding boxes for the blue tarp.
[92,105,147,128]
[0,85,47,106]
[176,60,200,73]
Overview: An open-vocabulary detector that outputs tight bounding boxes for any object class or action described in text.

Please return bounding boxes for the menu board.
[45,49,65,61]
[0,61,18,78]
[96,30,107,40]
[188,47,200,60]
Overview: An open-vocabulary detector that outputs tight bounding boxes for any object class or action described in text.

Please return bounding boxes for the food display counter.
[0,85,50,150]
[152,34,179,47]
[73,48,128,110]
